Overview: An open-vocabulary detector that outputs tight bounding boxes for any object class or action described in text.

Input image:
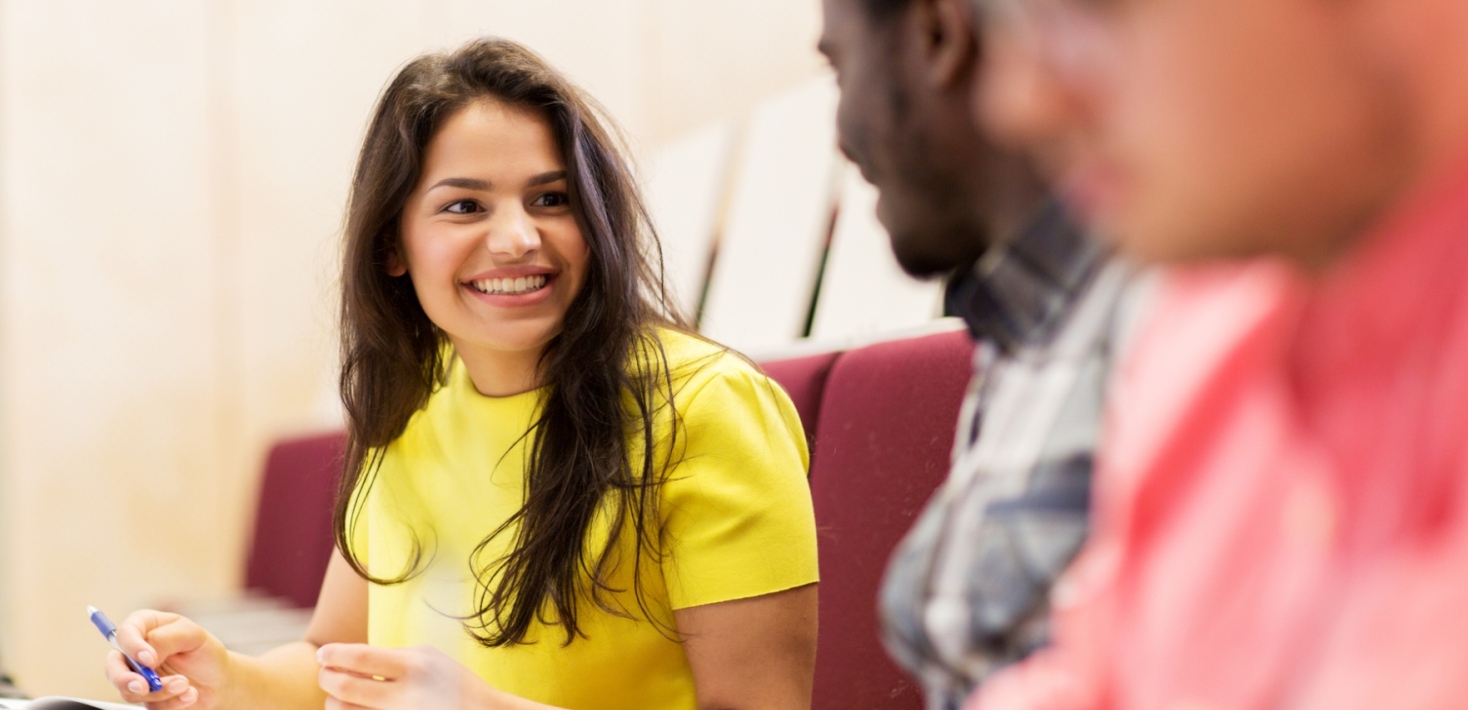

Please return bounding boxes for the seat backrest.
[642,120,738,318]
[758,350,842,456]
[809,167,944,341]
[244,430,347,608]
[807,328,975,710]
[699,77,843,353]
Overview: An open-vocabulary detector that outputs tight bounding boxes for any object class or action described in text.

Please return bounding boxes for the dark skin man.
[818,0,1045,278]
[816,0,1147,706]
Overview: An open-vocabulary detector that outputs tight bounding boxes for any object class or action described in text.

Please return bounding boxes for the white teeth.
[471,275,548,295]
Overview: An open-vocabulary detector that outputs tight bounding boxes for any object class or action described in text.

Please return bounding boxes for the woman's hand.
[103,610,231,710]
[316,643,500,710]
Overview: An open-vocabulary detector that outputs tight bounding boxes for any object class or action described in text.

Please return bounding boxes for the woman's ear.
[386,251,408,277]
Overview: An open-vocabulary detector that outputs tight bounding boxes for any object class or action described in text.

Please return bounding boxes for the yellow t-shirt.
[350,329,818,709]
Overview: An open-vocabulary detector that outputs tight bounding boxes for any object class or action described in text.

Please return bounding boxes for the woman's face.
[395,98,589,376]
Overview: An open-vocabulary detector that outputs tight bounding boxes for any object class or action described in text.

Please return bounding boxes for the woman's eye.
[444,200,481,214]
[532,192,570,208]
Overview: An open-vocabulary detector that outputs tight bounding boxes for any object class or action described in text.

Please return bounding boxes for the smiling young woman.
[100,38,818,710]
[389,98,592,397]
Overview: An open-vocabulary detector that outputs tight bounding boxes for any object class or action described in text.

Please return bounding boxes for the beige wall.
[0,0,825,697]
[647,0,829,141]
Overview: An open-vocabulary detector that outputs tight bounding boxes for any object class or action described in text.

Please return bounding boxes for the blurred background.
[0,0,950,697]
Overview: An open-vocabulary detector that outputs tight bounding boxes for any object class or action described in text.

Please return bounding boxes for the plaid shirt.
[878,203,1141,710]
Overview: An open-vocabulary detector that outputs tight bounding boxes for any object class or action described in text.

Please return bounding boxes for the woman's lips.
[463,273,557,308]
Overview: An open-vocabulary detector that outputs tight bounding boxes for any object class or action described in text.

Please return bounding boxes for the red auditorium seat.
[165,431,346,655]
[807,328,975,710]
[759,350,842,455]
[244,430,347,608]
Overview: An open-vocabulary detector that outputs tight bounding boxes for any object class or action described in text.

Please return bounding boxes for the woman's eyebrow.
[526,170,568,187]
[427,171,565,192]
[429,176,492,192]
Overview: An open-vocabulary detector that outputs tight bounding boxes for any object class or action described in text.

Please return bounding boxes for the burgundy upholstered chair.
[807,328,975,710]
[244,430,347,608]
[163,430,346,655]
[759,350,842,456]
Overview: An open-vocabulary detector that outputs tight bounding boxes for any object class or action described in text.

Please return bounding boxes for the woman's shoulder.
[643,327,767,397]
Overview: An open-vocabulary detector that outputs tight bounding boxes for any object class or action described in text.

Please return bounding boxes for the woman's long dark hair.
[334,37,692,647]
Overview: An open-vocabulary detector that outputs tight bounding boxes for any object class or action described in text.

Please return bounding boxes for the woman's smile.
[463,272,558,307]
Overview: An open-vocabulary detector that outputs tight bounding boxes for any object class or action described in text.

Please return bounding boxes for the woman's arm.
[676,583,819,710]
[105,548,366,710]
[316,583,819,710]
[225,548,368,708]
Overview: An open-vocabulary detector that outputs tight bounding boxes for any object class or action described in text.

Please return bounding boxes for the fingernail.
[182,687,198,705]
[127,680,144,694]
[138,650,155,666]
[316,646,326,664]
[167,678,188,694]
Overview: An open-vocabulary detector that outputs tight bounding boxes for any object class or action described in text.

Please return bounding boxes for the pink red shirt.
[969,155,1468,710]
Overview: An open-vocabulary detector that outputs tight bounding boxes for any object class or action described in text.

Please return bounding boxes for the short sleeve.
[660,364,819,610]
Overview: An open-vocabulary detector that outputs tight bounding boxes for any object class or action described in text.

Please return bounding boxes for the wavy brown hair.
[334,37,693,647]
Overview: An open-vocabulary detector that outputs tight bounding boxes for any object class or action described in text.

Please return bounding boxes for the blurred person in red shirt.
[959,0,1468,708]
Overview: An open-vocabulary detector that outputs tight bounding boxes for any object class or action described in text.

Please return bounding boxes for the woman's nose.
[483,205,540,259]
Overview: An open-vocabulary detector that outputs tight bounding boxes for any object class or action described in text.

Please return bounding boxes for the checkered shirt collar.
[945,201,1107,354]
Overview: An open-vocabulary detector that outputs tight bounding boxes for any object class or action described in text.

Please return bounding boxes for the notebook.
[0,698,138,709]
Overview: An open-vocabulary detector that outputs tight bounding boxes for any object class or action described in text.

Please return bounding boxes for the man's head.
[975,0,1468,268]
[820,0,1045,277]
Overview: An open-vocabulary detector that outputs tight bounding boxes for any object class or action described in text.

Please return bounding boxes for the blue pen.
[88,606,164,693]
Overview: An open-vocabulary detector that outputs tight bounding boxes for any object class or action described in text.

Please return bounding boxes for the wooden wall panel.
[700,79,842,354]
[810,168,944,342]
[0,0,223,696]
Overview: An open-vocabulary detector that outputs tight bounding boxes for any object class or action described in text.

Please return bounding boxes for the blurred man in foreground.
[818,0,1147,705]
[968,0,1468,707]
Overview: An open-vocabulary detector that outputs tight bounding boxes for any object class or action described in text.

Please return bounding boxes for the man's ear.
[918,0,979,89]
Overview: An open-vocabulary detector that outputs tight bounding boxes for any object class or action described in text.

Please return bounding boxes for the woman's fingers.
[114,610,181,667]
[317,643,410,680]
[318,666,391,708]
[104,650,151,699]
[142,615,210,663]
[143,685,199,710]
[317,644,419,708]
[106,653,192,706]
[324,697,373,710]
[318,645,484,709]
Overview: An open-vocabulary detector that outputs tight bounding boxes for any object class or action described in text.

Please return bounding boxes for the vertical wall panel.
[810,168,944,341]
[0,0,222,696]
[699,79,843,354]
[642,121,738,319]
[217,1,425,593]
[649,0,828,142]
